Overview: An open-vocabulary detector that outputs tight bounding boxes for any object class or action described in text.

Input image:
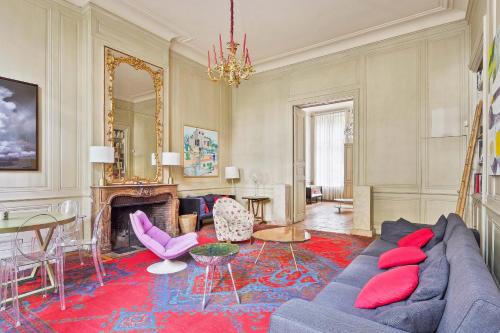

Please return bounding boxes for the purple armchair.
[130,210,198,274]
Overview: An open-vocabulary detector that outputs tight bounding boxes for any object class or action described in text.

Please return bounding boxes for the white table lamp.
[162,152,181,184]
[89,146,114,186]
[225,166,240,186]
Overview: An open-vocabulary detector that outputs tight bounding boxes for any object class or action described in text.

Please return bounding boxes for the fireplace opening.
[110,193,172,254]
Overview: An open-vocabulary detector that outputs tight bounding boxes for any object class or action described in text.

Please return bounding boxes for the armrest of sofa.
[179,197,202,216]
[470,228,480,246]
[269,299,404,333]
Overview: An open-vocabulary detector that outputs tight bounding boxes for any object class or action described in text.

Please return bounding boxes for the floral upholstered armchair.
[213,198,255,242]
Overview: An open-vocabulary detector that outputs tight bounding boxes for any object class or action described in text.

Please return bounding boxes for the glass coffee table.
[252,226,311,271]
[190,243,240,310]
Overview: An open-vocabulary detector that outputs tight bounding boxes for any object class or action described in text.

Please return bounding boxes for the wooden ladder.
[456,100,483,218]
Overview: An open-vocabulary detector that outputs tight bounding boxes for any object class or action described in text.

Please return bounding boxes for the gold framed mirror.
[104,47,163,184]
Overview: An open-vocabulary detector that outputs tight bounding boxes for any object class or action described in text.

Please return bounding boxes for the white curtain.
[313,111,346,200]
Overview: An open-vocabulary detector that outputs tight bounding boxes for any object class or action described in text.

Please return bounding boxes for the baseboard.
[351,228,375,237]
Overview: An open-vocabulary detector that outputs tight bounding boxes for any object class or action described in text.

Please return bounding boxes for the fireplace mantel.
[91,184,179,253]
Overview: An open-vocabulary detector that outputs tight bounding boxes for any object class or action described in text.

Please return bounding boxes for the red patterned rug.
[0,225,371,332]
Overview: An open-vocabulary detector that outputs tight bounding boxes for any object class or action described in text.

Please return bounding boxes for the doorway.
[293,98,354,233]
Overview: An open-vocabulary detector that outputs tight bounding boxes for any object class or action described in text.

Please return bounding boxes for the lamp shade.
[225,166,239,179]
[162,152,180,166]
[89,146,114,163]
[151,153,157,166]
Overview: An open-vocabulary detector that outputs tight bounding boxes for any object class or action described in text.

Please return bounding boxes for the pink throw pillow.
[397,228,434,248]
[355,265,419,309]
[378,247,427,269]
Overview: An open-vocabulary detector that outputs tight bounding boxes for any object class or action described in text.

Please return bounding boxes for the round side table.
[190,243,240,310]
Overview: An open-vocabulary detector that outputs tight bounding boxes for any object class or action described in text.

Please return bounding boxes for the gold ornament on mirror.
[104,47,164,185]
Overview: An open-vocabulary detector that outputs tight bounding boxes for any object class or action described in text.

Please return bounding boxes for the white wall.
[0,1,234,241]
[0,1,472,238]
[169,51,233,197]
[0,0,87,220]
[232,21,469,232]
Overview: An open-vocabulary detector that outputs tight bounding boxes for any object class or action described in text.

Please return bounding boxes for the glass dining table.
[0,211,75,300]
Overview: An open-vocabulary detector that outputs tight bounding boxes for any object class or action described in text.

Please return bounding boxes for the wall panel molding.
[0,0,86,202]
[364,43,421,192]
[232,21,469,230]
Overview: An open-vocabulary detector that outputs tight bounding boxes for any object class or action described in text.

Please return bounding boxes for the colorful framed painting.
[0,76,38,170]
[489,27,500,175]
[183,126,218,177]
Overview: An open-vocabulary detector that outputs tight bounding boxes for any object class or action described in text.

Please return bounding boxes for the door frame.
[290,88,360,223]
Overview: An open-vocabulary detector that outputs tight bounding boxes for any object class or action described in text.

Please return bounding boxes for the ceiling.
[67,0,469,72]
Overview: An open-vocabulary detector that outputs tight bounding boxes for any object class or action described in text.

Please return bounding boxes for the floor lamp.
[89,146,114,186]
[162,152,181,184]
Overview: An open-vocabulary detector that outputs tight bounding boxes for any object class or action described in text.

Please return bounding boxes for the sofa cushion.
[420,242,445,273]
[362,239,398,257]
[379,247,427,269]
[375,299,446,333]
[381,218,418,244]
[397,228,434,248]
[410,255,449,301]
[423,215,447,251]
[355,265,420,309]
[313,282,377,321]
[334,255,384,288]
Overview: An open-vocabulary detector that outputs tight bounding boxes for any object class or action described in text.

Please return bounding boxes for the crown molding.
[254,8,466,72]
[65,0,467,73]
[65,0,182,41]
[170,40,206,67]
[64,0,88,6]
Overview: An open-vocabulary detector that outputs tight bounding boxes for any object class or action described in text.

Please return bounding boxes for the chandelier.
[207,0,254,87]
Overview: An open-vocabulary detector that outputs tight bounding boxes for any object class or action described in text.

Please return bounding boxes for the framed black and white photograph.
[0,76,38,170]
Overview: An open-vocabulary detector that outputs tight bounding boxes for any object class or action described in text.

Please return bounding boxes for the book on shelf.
[474,173,482,194]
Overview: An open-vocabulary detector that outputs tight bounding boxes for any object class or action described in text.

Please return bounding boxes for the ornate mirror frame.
[104,47,164,184]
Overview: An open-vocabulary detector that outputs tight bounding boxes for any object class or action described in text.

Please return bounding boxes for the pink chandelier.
[207,0,254,87]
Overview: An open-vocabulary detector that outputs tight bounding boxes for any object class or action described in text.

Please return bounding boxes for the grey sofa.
[269,213,500,333]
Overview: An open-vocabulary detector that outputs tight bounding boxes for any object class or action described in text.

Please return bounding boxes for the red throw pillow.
[355,265,419,309]
[397,228,434,248]
[378,247,427,269]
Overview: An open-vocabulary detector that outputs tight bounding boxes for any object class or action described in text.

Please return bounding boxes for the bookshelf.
[113,128,127,178]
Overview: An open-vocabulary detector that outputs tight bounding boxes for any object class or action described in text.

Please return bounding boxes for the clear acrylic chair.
[0,213,65,327]
[58,200,85,265]
[58,206,107,286]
